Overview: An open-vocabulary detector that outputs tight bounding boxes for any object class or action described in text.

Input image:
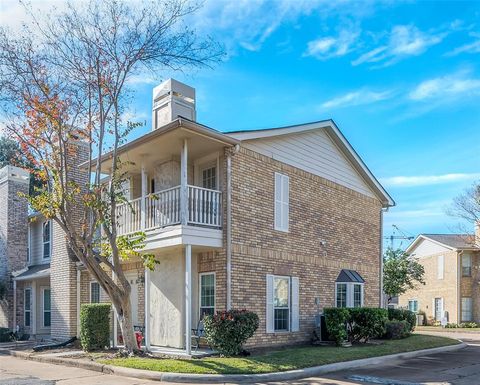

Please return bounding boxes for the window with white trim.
[274,173,289,232]
[461,297,473,322]
[42,288,51,327]
[437,255,444,279]
[408,299,418,313]
[24,288,31,327]
[274,276,290,331]
[90,282,100,303]
[266,274,299,333]
[202,166,217,190]
[335,283,364,308]
[199,273,215,318]
[43,221,51,259]
[462,254,472,277]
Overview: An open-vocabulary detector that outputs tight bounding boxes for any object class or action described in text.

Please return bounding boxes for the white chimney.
[152,78,196,130]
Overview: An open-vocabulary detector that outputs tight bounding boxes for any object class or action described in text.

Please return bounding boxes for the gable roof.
[406,233,478,253]
[226,120,394,207]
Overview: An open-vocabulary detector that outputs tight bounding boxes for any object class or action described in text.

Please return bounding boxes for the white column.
[12,280,17,330]
[141,159,147,229]
[31,281,37,335]
[180,139,188,225]
[76,269,81,338]
[185,244,192,355]
[144,268,151,350]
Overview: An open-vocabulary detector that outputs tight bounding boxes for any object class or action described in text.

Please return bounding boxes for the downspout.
[13,279,16,331]
[226,144,240,310]
[457,250,463,324]
[76,267,81,338]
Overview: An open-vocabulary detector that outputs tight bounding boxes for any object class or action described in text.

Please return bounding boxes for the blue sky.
[3,0,480,248]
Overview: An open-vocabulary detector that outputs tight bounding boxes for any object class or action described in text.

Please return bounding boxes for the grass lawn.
[98,334,459,375]
[416,326,480,332]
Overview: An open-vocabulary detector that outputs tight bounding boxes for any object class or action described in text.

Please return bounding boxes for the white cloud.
[381,173,480,187]
[352,25,444,67]
[446,39,480,56]
[409,72,480,101]
[320,89,393,109]
[304,28,360,59]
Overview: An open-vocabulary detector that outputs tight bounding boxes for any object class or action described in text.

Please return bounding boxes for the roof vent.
[152,78,196,130]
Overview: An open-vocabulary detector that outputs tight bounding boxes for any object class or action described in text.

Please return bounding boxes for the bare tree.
[0,0,223,352]
[448,181,480,248]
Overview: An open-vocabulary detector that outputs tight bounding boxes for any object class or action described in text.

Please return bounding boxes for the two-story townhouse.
[3,78,394,355]
[399,232,480,324]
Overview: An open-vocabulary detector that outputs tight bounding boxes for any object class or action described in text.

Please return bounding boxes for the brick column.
[0,166,29,329]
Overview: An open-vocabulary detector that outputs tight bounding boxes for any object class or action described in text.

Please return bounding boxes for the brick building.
[398,232,480,325]
[1,79,394,353]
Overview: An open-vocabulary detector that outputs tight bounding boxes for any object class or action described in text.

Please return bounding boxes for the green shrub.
[0,328,12,342]
[348,307,388,343]
[384,320,410,339]
[324,308,350,346]
[445,323,459,328]
[80,303,111,351]
[203,309,259,356]
[388,308,416,332]
[459,322,479,328]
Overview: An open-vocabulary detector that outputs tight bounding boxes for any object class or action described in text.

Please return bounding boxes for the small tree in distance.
[0,0,223,353]
[383,248,425,304]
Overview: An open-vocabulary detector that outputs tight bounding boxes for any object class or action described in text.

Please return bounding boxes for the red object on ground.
[135,331,143,349]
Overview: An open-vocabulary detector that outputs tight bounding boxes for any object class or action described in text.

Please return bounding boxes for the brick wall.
[225,147,383,347]
[50,141,89,339]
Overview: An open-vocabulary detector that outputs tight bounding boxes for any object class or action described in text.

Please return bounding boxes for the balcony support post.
[180,139,188,225]
[185,244,192,355]
[141,159,147,230]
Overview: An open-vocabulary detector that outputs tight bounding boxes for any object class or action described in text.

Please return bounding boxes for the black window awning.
[336,269,364,283]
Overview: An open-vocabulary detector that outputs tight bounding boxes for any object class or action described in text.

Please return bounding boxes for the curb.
[5,341,467,383]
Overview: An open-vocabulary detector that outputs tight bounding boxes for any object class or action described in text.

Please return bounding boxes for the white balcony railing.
[116,185,222,236]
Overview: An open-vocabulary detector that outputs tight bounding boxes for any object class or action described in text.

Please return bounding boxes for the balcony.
[117,185,222,236]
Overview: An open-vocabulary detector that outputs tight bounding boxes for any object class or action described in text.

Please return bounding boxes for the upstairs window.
[202,166,217,190]
[274,173,289,232]
[90,282,100,303]
[43,221,51,259]
[462,254,472,277]
[437,255,444,280]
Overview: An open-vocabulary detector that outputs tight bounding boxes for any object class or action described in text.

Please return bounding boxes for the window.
[462,297,473,322]
[437,255,444,279]
[202,166,217,190]
[408,300,419,313]
[266,275,299,333]
[336,283,347,308]
[336,282,364,308]
[199,273,215,318]
[42,288,51,327]
[90,282,100,303]
[274,173,289,232]
[274,276,290,331]
[24,288,31,327]
[43,221,51,259]
[462,254,472,277]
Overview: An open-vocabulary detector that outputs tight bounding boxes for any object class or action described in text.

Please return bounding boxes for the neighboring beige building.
[1,78,394,353]
[399,233,480,325]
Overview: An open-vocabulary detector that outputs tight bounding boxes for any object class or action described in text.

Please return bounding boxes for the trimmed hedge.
[324,307,388,345]
[203,309,259,356]
[385,320,410,339]
[388,308,416,332]
[80,303,111,351]
[323,308,349,345]
[349,308,388,343]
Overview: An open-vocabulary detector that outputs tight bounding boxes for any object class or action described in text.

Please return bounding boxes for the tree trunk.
[113,294,138,353]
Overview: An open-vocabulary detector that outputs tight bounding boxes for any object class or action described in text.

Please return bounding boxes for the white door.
[434,298,443,321]
[126,273,139,326]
